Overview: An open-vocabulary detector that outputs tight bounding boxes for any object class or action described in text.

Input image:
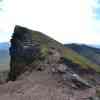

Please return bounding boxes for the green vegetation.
[41,45,48,58]
[96,88,100,97]
[32,30,100,73]
[32,31,50,45]
[65,44,100,65]
[32,31,62,48]
[63,48,100,73]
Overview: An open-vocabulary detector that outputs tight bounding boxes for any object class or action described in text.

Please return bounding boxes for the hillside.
[8,26,100,80]
[0,49,9,64]
[0,42,9,64]
[0,43,9,83]
[0,42,9,50]
[65,43,100,65]
[0,25,100,99]
[0,42,10,72]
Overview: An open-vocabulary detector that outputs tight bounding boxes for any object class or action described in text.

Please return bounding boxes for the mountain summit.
[8,25,97,86]
[0,25,100,100]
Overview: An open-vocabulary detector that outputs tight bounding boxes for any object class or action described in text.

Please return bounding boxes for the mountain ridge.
[8,26,100,81]
[0,42,9,50]
[64,43,100,65]
[0,26,100,99]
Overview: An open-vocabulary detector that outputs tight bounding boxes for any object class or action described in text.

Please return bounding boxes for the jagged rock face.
[0,25,99,99]
[8,25,63,81]
[9,26,41,81]
[8,25,92,89]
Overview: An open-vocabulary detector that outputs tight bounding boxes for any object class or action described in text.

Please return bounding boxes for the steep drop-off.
[1,25,100,100]
[8,25,100,85]
[65,43,100,65]
[8,25,63,81]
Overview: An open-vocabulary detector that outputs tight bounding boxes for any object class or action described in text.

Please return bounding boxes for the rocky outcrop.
[9,25,63,80]
[8,25,92,89]
[9,26,41,80]
[0,25,99,100]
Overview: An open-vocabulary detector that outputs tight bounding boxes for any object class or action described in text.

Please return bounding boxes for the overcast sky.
[0,0,100,44]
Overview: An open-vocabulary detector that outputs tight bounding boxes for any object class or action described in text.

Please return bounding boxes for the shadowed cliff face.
[8,25,100,89]
[9,26,41,80]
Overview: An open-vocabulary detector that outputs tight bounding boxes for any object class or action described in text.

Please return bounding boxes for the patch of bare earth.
[0,71,96,100]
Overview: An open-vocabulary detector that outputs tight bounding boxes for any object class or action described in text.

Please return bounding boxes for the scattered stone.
[56,64,67,73]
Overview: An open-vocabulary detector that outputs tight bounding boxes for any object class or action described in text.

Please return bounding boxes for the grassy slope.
[0,64,9,71]
[63,48,100,73]
[0,43,10,71]
[65,44,100,65]
[31,31,100,73]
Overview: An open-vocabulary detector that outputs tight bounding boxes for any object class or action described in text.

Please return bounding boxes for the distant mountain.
[0,26,100,99]
[90,44,100,49]
[0,42,10,71]
[8,26,100,82]
[64,43,100,65]
[0,42,9,50]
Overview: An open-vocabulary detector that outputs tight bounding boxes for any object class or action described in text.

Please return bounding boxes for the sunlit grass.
[63,48,100,73]
[31,31,100,73]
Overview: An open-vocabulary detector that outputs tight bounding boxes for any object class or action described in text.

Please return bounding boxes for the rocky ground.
[0,71,97,100]
[0,25,100,100]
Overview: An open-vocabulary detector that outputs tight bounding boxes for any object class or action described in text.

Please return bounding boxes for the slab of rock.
[8,25,92,89]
